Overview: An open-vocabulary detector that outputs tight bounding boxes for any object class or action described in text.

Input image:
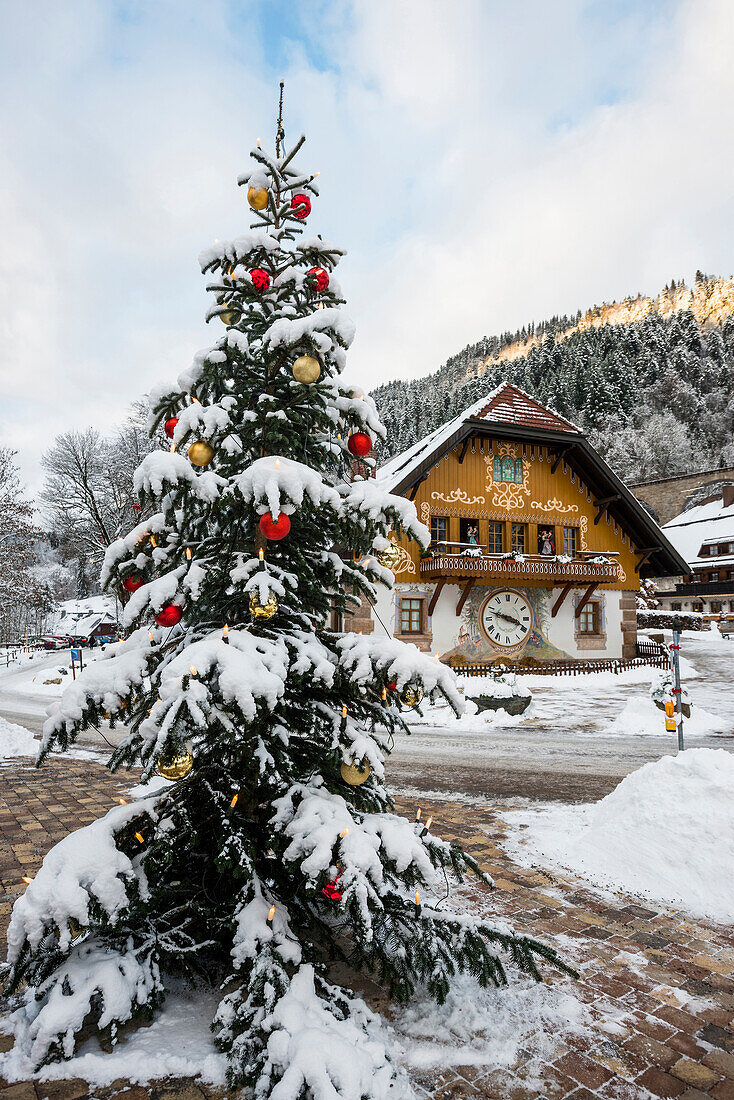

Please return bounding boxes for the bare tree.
[0,449,45,643]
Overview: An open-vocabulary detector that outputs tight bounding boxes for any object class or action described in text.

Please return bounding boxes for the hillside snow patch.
[504,748,734,923]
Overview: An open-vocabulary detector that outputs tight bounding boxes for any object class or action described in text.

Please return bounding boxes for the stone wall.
[629,467,734,526]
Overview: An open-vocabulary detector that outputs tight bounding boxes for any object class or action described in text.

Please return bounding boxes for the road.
[2,635,732,800]
[386,634,734,803]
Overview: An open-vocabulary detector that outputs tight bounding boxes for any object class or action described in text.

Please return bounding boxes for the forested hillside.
[371,273,734,482]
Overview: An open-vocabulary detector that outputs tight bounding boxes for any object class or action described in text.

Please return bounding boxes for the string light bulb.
[414,889,421,915]
[22,876,33,885]
[267,905,275,923]
[339,827,349,839]
[258,548,264,562]
[149,535,157,548]
[275,457,281,469]
[118,798,127,806]
[230,792,239,808]
[415,808,422,822]
[189,665,197,676]
[135,832,144,844]
[185,547,192,560]
[223,623,229,643]
[425,816,433,830]
[148,631,155,643]
[341,705,347,719]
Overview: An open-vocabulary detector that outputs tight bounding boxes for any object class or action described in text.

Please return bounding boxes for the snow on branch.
[41,636,155,747]
[15,943,162,1068]
[198,231,281,273]
[233,455,341,518]
[171,402,231,446]
[134,452,224,503]
[7,798,158,963]
[264,307,356,358]
[337,634,464,713]
[340,480,430,549]
[256,965,405,1100]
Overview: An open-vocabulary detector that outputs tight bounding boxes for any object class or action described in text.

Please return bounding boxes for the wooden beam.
[457,438,470,464]
[551,445,573,474]
[427,578,445,617]
[408,472,429,501]
[634,546,660,573]
[575,583,598,618]
[456,579,474,615]
[551,583,574,619]
[593,494,620,525]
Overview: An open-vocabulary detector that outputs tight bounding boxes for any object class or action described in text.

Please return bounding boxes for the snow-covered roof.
[663,496,734,568]
[378,383,580,492]
[66,614,105,636]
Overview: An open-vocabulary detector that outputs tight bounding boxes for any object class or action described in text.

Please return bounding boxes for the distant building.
[655,486,734,617]
[369,384,685,665]
[66,613,119,645]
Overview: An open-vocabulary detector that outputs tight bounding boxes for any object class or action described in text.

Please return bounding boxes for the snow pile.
[457,672,531,700]
[0,717,38,761]
[506,749,734,922]
[609,696,726,738]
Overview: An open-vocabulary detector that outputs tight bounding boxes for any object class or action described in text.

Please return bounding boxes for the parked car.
[41,636,70,650]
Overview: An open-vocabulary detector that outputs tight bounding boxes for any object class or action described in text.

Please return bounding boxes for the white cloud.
[1,0,732,495]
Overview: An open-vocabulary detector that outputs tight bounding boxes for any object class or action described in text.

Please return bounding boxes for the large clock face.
[481,590,533,649]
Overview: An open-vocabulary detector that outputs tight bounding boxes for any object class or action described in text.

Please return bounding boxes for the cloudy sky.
[2,0,734,493]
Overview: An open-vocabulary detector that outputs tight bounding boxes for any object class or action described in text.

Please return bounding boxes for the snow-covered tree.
[0,449,43,643]
[8,125,571,1095]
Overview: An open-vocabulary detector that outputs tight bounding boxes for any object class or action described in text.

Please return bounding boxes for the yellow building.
[373,384,686,665]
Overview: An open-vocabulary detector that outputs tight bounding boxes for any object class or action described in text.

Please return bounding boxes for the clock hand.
[493,610,522,628]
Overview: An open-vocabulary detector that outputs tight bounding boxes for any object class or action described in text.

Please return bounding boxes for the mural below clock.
[443,585,572,663]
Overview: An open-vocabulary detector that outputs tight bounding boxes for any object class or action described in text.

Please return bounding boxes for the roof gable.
[472,384,580,433]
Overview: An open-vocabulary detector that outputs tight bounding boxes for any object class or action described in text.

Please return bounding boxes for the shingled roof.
[472,383,580,433]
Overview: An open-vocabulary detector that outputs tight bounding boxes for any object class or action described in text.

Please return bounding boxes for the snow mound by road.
[505,748,734,923]
[0,717,38,761]
[609,696,727,738]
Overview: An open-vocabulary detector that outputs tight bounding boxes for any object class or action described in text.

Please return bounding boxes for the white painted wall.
[372,581,625,659]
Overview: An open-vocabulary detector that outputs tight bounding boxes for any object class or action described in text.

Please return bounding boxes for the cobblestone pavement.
[0,759,732,1099]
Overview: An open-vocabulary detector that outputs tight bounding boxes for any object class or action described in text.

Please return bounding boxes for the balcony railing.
[673,580,734,596]
[419,548,620,583]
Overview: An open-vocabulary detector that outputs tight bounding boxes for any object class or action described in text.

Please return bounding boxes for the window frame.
[430,515,449,547]
[562,526,578,556]
[510,522,526,553]
[577,601,601,635]
[399,596,424,635]
[486,521,504,555]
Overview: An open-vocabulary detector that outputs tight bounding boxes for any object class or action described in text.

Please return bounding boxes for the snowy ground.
[389,631,734,803]
[0,648,124,752]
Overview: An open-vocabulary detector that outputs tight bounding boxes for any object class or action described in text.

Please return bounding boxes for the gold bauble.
[292,354,322,384]
[247,185,269,211]
[399,685,423,708]
[219,305,242,326]
[188,440,215,467]
[376,543,401,571]
[249,591,278,619]
[157,749,194,781]
[340,759,370,786]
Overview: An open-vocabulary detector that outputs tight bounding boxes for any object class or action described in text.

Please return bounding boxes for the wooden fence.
[457,641,669,678]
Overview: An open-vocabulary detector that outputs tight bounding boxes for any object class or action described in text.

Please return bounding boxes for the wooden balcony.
[419,548,620,584]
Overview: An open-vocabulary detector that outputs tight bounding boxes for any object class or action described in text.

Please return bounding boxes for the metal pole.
[671,615,684,751]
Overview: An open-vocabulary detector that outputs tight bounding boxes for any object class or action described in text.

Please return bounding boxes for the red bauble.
[387,679,397,693]
[250,268,270,293]
[164,417,178,439]
[154,604,183,628]
[347,432,372,458]
[133,503,142,512]
[122,575,144,593]
[322,872,343,901]
[259,512,291,541]
[307,266,329,292]
[291,192,312,220]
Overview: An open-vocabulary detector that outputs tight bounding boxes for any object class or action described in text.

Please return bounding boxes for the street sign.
[70,648,80,663]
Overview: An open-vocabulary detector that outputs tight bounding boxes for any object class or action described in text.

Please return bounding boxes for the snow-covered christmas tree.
[6,106,572,1096]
